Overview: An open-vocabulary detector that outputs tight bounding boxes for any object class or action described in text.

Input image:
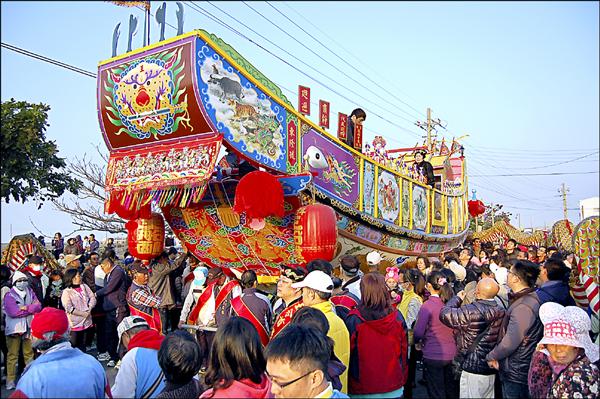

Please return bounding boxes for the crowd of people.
[1,234,599,398]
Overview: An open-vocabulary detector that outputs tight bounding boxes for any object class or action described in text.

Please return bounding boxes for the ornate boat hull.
[97,30,469,271]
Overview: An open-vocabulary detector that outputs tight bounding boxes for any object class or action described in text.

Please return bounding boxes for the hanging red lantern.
[467,200,486,218]
[234,170,284,221]
[125,212,165,261]
[294,203,338,263]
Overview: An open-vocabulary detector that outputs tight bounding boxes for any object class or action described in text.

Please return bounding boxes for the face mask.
[30,264,42,271]
[15,281,29,290]
[52,280,62,286]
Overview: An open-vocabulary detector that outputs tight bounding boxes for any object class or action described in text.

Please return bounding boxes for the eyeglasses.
[266,369,315,389]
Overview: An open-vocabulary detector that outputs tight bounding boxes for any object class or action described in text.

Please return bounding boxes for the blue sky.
[1,1,598,242]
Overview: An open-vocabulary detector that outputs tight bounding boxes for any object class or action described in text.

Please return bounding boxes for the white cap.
[447,261,466,282]
[366,251,382,265]
[291,270,334,293]
[12,270,28,284]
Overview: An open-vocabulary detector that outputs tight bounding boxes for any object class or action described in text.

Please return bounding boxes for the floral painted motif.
[378,171,399,223]
[412,185,427,231]
[402,180,411,228]
[362,162,375,216]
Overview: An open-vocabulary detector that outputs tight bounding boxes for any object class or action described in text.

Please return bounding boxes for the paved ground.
[2,346,429,398]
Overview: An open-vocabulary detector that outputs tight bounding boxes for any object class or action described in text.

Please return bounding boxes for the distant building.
[579,197,600,220]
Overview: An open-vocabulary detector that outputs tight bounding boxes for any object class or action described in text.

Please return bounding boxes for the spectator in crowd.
[149,250,187,334]
[290,307,346,392]
[515,247,528,261]
[440,278,506,398]
[526,246,538,263]
[330,276,360,324]
[384,266,402,304]
[75,235,84,255]
[201,317,271,398]
[95,254,130,367]
[231,270,273,345]
[179,266,208,327]
[413,271,458,399]
[365,251,382,274]
[505,239,518,259]
[22,255,45,303]
[458,248,475,269]
[43,269,63,309]
[478,249,490,265]
[167,247,178,262]
[537,245,547,263]
[64,237,80,256]
[105,237,115,252]
[156,330,204,399]
[444,254,466,293]
[87,234,100,254]
[64,254,82,271]
[178,255,204,304]
[61,268,96,353]
[10,307,110,398]
[271,266,306,339]
[37,235,46,248]
[528,302,599,398]
[338,255,362,300]
[546,246,558,259]
[111,316,165,398]
[415,256,431,277]
[397,268,425,399]
[486,260,543,399]
[51,232,64,260]
[265,323,349,398]
[3,271,42,390]
[345,273,408,397]
[127,263,163,333]
[292,270,350,392]
[306,259,334,276]
[0,264,11,376]
[461,263,494,305]
[537,257,576,306]
[89,252,109,360]
[82,252,99,291]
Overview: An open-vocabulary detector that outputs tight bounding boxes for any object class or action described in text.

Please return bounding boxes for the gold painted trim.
[359,158,364,212]
[374,165,379,219]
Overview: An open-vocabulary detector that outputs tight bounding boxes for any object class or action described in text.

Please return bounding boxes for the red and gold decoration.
[2,234,59,272]
[294,203,338,263]
[298,85,310,115]
[467,199,485,218]
[287,120,298,167]
[125,212,166,262]
[319,100,330,128]
[337,113,348,141]
[353,123,363,150]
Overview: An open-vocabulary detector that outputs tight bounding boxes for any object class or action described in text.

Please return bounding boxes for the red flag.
[319,100,330,128]
[298,86,310,115]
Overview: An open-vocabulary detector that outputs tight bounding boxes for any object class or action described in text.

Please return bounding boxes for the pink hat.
[539,302,598,362]
[385,266,399,282]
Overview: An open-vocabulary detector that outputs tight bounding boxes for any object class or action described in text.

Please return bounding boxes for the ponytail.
[427,271,453,303]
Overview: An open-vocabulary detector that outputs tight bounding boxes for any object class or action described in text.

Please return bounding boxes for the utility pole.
[559,183,569,220]
[415,108,446,152]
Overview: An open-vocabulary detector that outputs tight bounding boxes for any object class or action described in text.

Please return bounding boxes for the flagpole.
[146,3,150,45]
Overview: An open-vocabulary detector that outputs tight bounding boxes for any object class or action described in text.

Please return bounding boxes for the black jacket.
[486,287,543,383]
[416,160,435,187]
[95,265,128,312]
[440,296,505,375]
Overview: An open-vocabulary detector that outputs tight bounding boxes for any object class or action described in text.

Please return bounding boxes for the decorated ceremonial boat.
[97,27,470,275]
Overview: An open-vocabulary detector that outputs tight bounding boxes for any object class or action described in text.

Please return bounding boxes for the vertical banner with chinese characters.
[337,113,348,141]
[353,123,363,150]
[298,85,310,115]
[319,100,330,128]
[287,120,297,167]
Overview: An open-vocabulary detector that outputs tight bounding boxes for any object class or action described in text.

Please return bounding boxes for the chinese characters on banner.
[337,113,348,141]
[319,100,330,128]
[287,120,297,166]
[298,86,310,115]
[354,123,363,150]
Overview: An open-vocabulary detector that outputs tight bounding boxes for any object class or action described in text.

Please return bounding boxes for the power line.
[192,1,423,139]
[264,1,424,121]
[279,1,427,119]
[470,171,599,177]
[1,42,96,78]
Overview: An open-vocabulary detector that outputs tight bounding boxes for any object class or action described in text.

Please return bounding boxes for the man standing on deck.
[346,108,366,150]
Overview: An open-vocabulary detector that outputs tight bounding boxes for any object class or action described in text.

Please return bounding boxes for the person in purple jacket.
[413,271,458,399]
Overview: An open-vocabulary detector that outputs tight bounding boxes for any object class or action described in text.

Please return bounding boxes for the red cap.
[31,307,69,340]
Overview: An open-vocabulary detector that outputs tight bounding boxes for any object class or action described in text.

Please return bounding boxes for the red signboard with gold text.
[354,123,363,150]
[287,120,297,166]
[319,100,330,128]
[337,113,348,141]
[298,85,310,115]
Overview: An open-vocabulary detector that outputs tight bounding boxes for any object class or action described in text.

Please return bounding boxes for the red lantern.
[125,212,165,261]
[234,171,284,221]
[467,200,486,218]
[294,204,338,263]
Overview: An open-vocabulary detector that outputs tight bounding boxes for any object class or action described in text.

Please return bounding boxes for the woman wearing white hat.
[528,302,599,398]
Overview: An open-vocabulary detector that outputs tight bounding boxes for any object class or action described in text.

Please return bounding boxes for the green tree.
[1,99,81,205]
[469,204,512,233]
